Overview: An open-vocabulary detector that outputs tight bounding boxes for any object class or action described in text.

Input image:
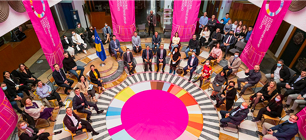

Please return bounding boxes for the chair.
[123,54,137,74]
[163,25,172,38]
[223,119,244,133]
[67,99,88,119]
[137,23,148,37]
[21,111,50,128]
[63,122,88,140]
[261,109,287,126]
[47,75,64,93]
[229,41,246,54]
[33,91,57,107]
[169,40,181,52]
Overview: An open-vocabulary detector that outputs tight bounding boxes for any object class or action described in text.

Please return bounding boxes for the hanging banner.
[23,0,64,70]
[240,0,291,69]
[171,0,201,42]
[109,0,136,42]
[297,107,306,138]
[0,89,18,140]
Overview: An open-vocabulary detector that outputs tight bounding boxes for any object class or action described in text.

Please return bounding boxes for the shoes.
[97,110,104,114]
[251,109,255,112]
[238,92,243,97]
[286,109,294,114]
[54,130,62,135]
[256,131,264,136]
[220,123,228,127]
[59,102,65,108]
[284,104,290,108]
[87,119,93,123]
[84,50,87,54]
[184,57,189,60]
[251,118,260,122]
[92,131,99,136]
[65,92,70,95]
[248,104,252,108]
[210,95,216,100]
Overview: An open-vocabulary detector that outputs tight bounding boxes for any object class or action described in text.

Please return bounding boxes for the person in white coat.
[71,31,87,54]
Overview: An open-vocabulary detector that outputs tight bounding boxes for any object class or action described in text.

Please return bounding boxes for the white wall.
[0,0,62,37]
[218,0,232,21]
[203,1,208,13]
[71,0,91,29]
[164,0,173,9]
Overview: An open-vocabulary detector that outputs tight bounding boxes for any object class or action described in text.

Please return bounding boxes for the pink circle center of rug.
[121,90,189,140]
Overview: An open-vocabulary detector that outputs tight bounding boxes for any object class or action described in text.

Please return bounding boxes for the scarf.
[25,127,35,137]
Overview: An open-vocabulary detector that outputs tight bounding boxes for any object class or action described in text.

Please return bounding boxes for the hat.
[8,0,26,13]
[289,0,306,12]
[0,1,9,23]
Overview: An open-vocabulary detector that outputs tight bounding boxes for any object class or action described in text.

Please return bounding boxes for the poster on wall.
[109,0,136,42]
[240,0,291,69]
[171,0,201,42]
[23,0,64,70]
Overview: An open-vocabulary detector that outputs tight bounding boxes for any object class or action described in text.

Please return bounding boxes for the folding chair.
[261,109,287,126]
[63,122,88,140]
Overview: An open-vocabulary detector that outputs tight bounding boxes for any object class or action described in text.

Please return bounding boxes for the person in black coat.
[87,26,95,43]
[237,65,262,96]
[152,32,161,54]
[18,63,37,86]
[72,88,103,122]
[277,69,306,97]
[252,95,283,122]
[183,52,199,81]
[207,28,222,50]
[1,82,23,113]
[61,35,75,57]
[156,44,167,73]
[216,81,237,111]
[265,59,290,83]
[52,64,74,95]
[220,102,249,127]
[123,48,136,75]
[89,65,104,94]
[3,71,31,96]
[62,52,84,79]
[221,30,236,59]
[142,46,153,72]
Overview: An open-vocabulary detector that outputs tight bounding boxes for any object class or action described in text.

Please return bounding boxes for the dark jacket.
[213,73,226,86]
[3,88,17,102]
[287,75,306,92]
[109,39,121,52]
[62,56,77,72]
[245,70,261,85]
[63,112,82,134]
[270,64,290,82]
[73,92,90,112]
[19,69,35,84]
[188,39,199,50]
[222,86,237,101]
[187,57,198,69]
[207,19,217,31]
[146,14,156,25]
[123,52,134,65]
[265,101,283,118]
[89,69,100,84]
[256,83,278,100]
[228,106,249,124]
[156,49,167,62]
[19,125,47,140]
[52,69,67,85]
[211,31,222,42]
[3,76,20,92]
[152,35,161,44]
[62,38,73,50]
[270,120,299,140]
[299,87,306,101]
[142,49,153,61]
[222,34,235,46]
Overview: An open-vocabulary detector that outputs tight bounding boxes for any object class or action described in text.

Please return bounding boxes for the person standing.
[147,10,156,36]
[132,32,142,53]
[199,12,208,33]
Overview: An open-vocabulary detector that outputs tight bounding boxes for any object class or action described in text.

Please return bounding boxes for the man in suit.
[64,107,99,136]
[219,102,249,127]
[147,10,156,36]
[184,34,199,59]
[221,30,235,59]
[223,51,241,76]
[156,44,167,73]
[52,64,74,95]
[208,28,222,51]
[132,32,142,53]
[285,87,306,114]
[277,69,306,97]
[62,35,75,57]
[152,31,161,54]
[123,48,136,75]
[265,59,290,83]
[183,52,199,81]
[237,65,261,96]
[142,46,153,72]
[72,88,103,123]
[257,115,299,140]
[109,35,123,59]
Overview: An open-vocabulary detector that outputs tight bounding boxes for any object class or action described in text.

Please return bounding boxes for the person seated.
[199,26,210,47]
[249,81,278,112]
[285,87,306,114]
[62,35,75,57]
[89,65,104,94]
[17,120,62,140]
[19,63,37,86]
[132,32,142,53]
[216,19,225,34]
[207,15,217,33]
[192,60,211,87]
[36,80,65,108]
[207,28,222,50]
[231,20,238,32]
[63,52,84,79]
[183,52,199,81]
[265,59,290,83]
[238,25,247,42]
[152,31,161,54]
[257,114,299,140]
[76,75,97,103]
[103,23,112,44]
[169,47,181,74]
[219,102,249,127]
[198,12,208,33]
[71,31,87,54]
[222,51,241,77]
[170,32,180,53]
[245,26,253,43]
[201,43,222,64]
[123,48,136,75]
[75,23,86,40]
[72,88,104,123]
[223,19,232,35]
[216,81,237,111]
[237,65,261,96]
[52,64,74,95]
[23,97,58,122]
[210,70,226,100]
[221,30,235,59]
[252,95,283,122]
[184,34,199,59]
[109,35,123,59]
[87,26,95,43]
[64,107,99,136]
[3,71,31,97]
[156,44,167,73]
[142,46,153,72]
[277,69,306,97]
[1,82,23,113]
[234,21,243,37]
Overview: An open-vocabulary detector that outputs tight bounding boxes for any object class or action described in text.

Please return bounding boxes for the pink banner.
[297,107,306,138]
[240,0,291,69]
[171,0,201,42]
[109,0,136,42]
[0,89,18,140]
[23,0,64,70]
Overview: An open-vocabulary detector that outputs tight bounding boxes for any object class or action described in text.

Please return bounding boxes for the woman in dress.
[170,32,180,52]
[201,43,222,64]
[89,65,104,94]
[169,47,181,74]
[76,75,97,102]
[19,63,37,86]
[36,80,65,108]
[252,95,283,122]
[238,25,248,42]
[193,60,212,88]
[211,70,227,99]
[199,26,210,47]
